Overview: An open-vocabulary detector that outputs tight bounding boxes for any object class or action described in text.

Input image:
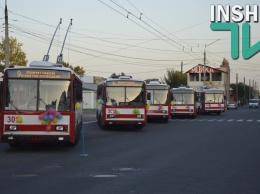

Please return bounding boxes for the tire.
[98,114,107,129]
[9,142,22,148]
[133,125,144,130]
[66,122,82,147]
[198,107,202,115]
[163,118,169,123]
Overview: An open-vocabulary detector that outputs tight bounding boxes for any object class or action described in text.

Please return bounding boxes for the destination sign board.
[6,69,71,79]
[106,81,143,87]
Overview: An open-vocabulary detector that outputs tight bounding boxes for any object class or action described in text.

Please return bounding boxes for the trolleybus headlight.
[56,126,64,131]
[9,126,17,131]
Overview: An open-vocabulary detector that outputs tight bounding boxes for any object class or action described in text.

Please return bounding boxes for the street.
[1,106,260,194]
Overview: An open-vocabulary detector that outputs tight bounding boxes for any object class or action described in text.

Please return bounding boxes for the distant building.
[81,75,105,109]
[186,58,230,101]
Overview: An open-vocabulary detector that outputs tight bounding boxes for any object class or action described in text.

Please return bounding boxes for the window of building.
[212,73,221,81]
[201,73,210,81]
[189,73,199,81]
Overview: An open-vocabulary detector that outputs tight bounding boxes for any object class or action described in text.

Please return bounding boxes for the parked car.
[249,99,259,109]
[227,101,237,110]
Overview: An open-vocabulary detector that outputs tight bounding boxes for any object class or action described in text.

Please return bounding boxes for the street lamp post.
[5,0,9,68]
[203,39,220,86]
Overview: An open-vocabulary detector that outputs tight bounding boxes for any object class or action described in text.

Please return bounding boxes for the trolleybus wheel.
[198,107,202,115]
[66,122,82,147]
[133,124,144,130]
[98,114,107,129]
[9,142,22,148]
[163,118,168,123]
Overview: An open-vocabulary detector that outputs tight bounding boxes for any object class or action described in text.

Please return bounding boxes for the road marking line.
[237,119,244,122]
[83,121,97,124]
[227,119,234,122]
[246,120,253,122]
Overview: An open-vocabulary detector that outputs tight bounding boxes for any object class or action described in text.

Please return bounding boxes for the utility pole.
[203,50,206,86]
[249,79,251,100]
[5,0,9,68]
[253,79,255,98]
[181,61,183,74]
[203,39,220,87]
[244,77,245,99]
[236,73,238,102]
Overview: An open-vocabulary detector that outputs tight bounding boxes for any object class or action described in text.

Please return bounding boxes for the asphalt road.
[1,105,260,194]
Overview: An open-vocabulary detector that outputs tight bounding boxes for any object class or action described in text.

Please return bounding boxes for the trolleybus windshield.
[5,79,71,111]
[106,86,144,106]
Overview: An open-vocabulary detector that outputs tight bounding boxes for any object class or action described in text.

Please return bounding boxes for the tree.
[73,66,85,76]
[0,37,28,70]
[163,68,187,88]
[62,61,73,70]
[230,82,250,105]
[61,61,85,76]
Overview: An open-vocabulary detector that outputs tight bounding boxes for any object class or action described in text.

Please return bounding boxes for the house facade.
[186,58,230,101]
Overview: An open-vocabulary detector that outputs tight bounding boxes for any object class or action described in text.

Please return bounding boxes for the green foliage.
[61,61,85,76]
[230,82,253,104]
[230,83,247,99]
[163,68,187,88]
[0,37,28,69]
[73,66,85,76]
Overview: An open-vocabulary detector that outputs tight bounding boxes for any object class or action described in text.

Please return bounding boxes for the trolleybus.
[170,87,197,118]
[146,80,171,122]
[0,61,83,147]
[196,87,225,115]
[96,73,146,130]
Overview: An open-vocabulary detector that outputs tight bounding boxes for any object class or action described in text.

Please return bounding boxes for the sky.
[1,0,260,85]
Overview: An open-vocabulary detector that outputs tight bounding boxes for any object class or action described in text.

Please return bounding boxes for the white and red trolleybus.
[196,87,225,115]
[96,73,146,130]
[170,87,197,118]
[146,80,171,122]
[0,61,83,147]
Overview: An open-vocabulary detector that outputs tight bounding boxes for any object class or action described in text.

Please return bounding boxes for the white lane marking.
[83,121,97,124]
[237,119,244,122]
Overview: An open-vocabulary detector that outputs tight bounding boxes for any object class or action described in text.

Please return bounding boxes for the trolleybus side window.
[75,78,82,102]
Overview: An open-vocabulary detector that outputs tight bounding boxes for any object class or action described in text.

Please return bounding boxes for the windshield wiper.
[9,100,22,114]
[39,98,47,105]
[155,97,161,104]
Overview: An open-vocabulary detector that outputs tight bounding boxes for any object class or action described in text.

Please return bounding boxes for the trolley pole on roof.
[4,0,10,68]
[43,18,62,61]
[56,19,72,64]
